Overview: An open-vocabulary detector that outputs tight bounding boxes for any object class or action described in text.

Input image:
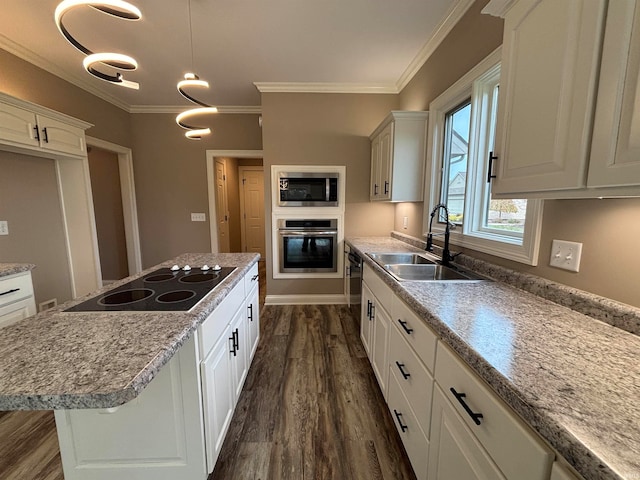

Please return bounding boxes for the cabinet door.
[38,114,86,156]
[370,134,381,199]
[492,0,607,195]
[246,283,260,361]
[201,328,234,472]
[428,386,506,480]
[360,283,374,357]
[371,301,390,397]
[378,122,393,201]
[588,0,640,188]
[230,305,248,401]
[0,102,39,147]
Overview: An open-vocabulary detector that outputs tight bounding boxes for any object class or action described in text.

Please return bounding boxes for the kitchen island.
[0,253,260,480]
[347,235,640,480]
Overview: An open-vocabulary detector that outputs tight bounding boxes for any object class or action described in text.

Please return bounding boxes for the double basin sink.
[367,252,487,282]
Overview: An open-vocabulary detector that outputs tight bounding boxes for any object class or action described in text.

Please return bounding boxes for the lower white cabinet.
[428,385,506,480]
[360,283,375,356]
[0,271,36,329]
[55,265,260,480]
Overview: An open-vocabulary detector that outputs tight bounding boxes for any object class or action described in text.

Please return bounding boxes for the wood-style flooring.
[0,291,414,479]
[209,304,416,480]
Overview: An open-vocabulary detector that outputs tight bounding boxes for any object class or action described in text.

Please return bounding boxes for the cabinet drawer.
[435,343,552,480]
[388,323,434,438]
[363,264,393,308]
[387,370,429,480]
[0,297,36,329]
[392,296,437,373]
[198,280,244,358]
[0,272,35,307]
[244,262,259,294]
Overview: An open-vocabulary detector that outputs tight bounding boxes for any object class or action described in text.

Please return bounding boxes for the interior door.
[215,159,230,253]
[239,167,265,258]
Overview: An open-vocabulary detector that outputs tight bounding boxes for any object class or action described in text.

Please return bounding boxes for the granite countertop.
[0,263,36,278]
[0,253,259,411]
[347,236,640,480]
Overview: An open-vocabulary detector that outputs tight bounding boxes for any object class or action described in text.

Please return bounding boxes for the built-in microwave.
[278,172,338,207]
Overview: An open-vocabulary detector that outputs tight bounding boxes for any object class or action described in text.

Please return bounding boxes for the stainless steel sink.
[367,252,437,265]
[367,252,487,282]
[384,264,481,281]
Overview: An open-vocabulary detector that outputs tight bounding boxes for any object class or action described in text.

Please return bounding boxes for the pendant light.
[175,0,217,140]
[54,0,141,89]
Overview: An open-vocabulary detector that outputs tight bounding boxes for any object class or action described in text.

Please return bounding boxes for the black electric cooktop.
[65,267,236,312]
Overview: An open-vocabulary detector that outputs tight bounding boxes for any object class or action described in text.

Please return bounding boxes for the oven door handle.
[278,230,338,236]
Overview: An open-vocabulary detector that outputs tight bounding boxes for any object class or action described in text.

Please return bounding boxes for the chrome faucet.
[426,203,454,267]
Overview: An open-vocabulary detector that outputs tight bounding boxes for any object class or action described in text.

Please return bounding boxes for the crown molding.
[396,0,476,92]
[129,105,262,114]
[253,82,398,94]
[0,34,132,112]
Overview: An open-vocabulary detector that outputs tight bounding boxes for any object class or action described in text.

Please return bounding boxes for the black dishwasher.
[346,250,362,325]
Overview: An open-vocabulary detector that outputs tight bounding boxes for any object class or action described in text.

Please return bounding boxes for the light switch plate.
[549,239,582,272]
[0,220,8,235]
[191,213,206,222]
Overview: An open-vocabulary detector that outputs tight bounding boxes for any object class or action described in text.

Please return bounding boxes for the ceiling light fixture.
[175,1,217,140]
[54,0,142,89]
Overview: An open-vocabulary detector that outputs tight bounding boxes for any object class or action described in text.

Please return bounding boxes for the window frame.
[423,47,544,266]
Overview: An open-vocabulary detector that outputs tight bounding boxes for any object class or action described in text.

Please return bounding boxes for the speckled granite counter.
[0,263,35,278]
[0,253,259,411]
[347,236,640,480]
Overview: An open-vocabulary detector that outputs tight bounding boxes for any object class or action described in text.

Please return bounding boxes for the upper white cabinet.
[485,0,640,198]
[588,0,640,188]
[0,92,89,158]
[485,0,606,196]
[369,111,428,202]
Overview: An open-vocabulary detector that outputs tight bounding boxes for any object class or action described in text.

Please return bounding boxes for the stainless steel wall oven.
[277,219,338,273]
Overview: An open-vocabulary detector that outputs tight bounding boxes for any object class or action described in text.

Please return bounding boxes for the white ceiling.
[0,0,474,112]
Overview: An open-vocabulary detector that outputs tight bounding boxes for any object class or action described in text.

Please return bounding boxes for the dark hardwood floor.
[209,304,416,480]
[0,267,414,480]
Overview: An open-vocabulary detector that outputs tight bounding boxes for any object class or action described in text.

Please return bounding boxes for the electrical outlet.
[191,213,206,222]
[549,240,583,272]
[0,220,8,235]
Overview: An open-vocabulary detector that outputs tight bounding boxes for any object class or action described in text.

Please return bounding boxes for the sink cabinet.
[55,265,260,480]
[369,111,429,202]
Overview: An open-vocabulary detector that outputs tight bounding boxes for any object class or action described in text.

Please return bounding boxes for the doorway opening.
[206,150,265,259]
[86,137,142,285]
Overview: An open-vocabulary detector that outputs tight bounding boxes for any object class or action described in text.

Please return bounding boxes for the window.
[424,48,543,265]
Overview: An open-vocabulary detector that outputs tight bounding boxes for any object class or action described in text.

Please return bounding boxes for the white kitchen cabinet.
[55,335,208,480]
[486,0,607,196]
[55,265,260,480]
[362,264,392,397]
[550,462,584,480]
[360,282,375,357]
[428,385,506,480]
[432,342,553,480]
[0,92,88,158]
[0,271,36,329]
[246,270,260,360]
[201,321,236,470]
[588,0,640,188]
[369,111,428,202]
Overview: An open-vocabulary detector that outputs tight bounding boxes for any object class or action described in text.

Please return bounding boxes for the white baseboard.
[265,294,348,305]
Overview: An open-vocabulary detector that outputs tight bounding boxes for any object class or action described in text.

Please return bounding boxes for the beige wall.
[0,151,73,306]
[131,113,262,268]
[88,147,129,281]
[0,49,132,147]
[261,92,398,296]
[395,0,640,308]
